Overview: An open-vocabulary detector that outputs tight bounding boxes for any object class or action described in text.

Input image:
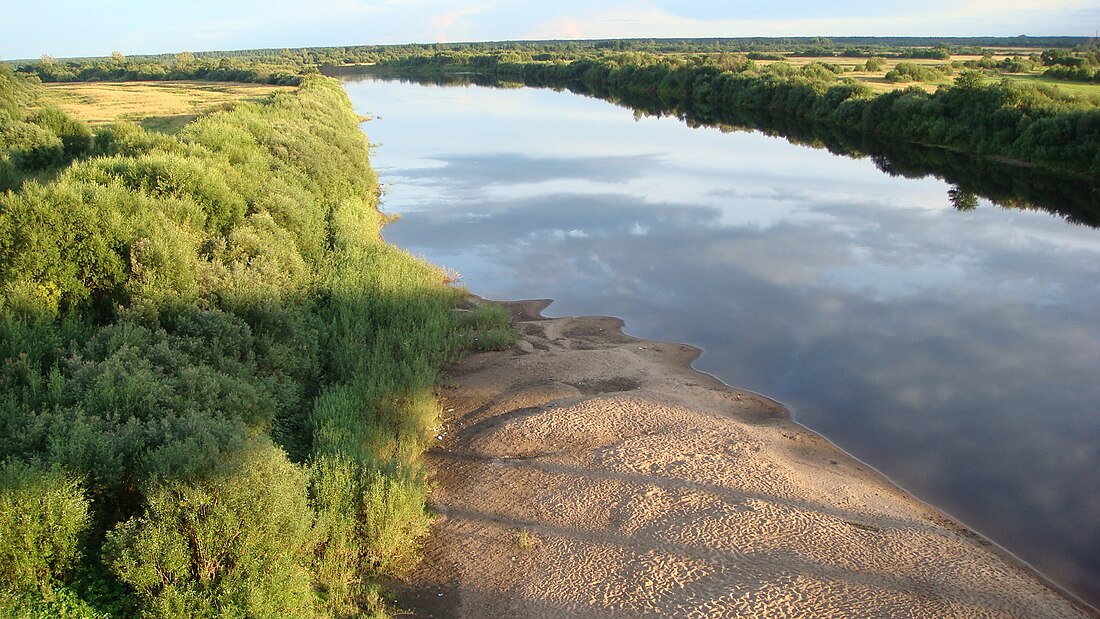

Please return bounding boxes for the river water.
[340,75,1100,607]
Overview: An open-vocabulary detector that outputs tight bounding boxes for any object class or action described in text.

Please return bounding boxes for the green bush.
[864,57,885,72]
[0,586,112,619]
[73,151,247,233]
[0,121,64,170]
[358,467,433,577]
[27,107,92,159]
[106,441,318,619]
[885,61,948,83]
[459,302,517,351]
[0,460,90,595]
[308,455,363,615]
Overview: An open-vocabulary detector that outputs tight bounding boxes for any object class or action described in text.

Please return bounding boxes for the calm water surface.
[341,77,1100,606]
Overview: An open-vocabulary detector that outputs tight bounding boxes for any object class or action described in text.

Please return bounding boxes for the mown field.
[42,81,294,132]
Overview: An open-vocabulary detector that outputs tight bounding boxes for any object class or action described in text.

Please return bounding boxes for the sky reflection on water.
[342,77,1100,606]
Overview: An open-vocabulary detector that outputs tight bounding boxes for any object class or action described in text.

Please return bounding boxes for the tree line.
[15,53,304,86]
[1,63,509,617]
[1039,47,1100,83]
[11,36,1094,82]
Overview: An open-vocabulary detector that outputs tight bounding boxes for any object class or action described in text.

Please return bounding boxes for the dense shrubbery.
[884,61,952,83]
[1044,65,1100,83]
[1,66,501,616]
[1037,47,1100,83]
[14,37,1089,85]
[0,64,96,189]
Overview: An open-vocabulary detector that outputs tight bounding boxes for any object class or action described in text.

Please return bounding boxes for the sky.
[2,0,1098,60]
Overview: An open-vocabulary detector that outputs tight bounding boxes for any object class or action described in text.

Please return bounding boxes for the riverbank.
[396,299,1096,618]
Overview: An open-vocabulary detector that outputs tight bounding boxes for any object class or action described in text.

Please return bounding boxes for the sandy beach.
[395,300,1097,618]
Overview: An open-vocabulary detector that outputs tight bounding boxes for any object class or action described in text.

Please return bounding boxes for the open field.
[42,80,294,132]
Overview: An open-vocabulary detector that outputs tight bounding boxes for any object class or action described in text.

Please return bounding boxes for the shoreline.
[397,299,1098,617]
[523,299,1098,615]
[662,312,1094,613]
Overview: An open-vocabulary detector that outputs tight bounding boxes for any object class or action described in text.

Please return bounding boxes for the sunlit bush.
[106,441,318,619]
[0,460,90,595]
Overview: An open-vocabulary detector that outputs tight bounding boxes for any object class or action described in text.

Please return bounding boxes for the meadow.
[42,81,294,132]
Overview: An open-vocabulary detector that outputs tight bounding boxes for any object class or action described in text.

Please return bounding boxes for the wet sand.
[396,300,1097,618]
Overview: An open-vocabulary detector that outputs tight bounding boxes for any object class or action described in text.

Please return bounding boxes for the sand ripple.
[397,301,1095,618]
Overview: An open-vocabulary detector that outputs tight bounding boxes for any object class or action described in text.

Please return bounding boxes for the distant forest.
[9,35,1094,65]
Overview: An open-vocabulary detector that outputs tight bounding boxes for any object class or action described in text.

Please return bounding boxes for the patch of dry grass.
[42,81,294,133]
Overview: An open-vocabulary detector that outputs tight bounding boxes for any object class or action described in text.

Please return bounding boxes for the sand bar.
[396,300,1097,618]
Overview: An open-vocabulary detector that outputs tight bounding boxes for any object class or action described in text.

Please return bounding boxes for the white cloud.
[430,4,492,42]
[528,0,1098,39]
[4,0,1095,60]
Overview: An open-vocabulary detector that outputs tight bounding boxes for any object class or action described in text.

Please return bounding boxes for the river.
[340,74,1100,607]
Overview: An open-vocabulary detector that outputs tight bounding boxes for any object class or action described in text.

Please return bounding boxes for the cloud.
[5,0,1098,63]
[527,0,1099,39]
[429,4,492,42]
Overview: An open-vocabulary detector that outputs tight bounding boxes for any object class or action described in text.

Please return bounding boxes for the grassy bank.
[1,64,499,617]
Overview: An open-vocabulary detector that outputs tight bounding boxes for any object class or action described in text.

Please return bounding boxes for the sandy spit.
[395,300,1097,618]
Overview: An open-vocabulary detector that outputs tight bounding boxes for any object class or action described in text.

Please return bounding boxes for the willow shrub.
[1,74,486,616]
[0,460,90,595]
[106,441,318,619]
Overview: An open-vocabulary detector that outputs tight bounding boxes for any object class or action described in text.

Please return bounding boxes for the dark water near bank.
[341,76,1100,607]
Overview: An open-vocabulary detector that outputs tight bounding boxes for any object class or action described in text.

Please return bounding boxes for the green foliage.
[954,70,986,90]
[458,302,518,351]
[71,151,247,234]
[884,61,950,83]
[0,586,112,619]
[0,68,95,190]
[307,454,432,610]
[1044,65,1100,83]
[0,460,90,595]
[106,441,318,619]
[16,57,305,87]
[0,64,38,117]
[1,121,65,170]
[358,467,432,576]
[308,455,364,615]
[27,107,93,159]
[0,180,132,314]
[91,121,179,158]
[1,75,479,616]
